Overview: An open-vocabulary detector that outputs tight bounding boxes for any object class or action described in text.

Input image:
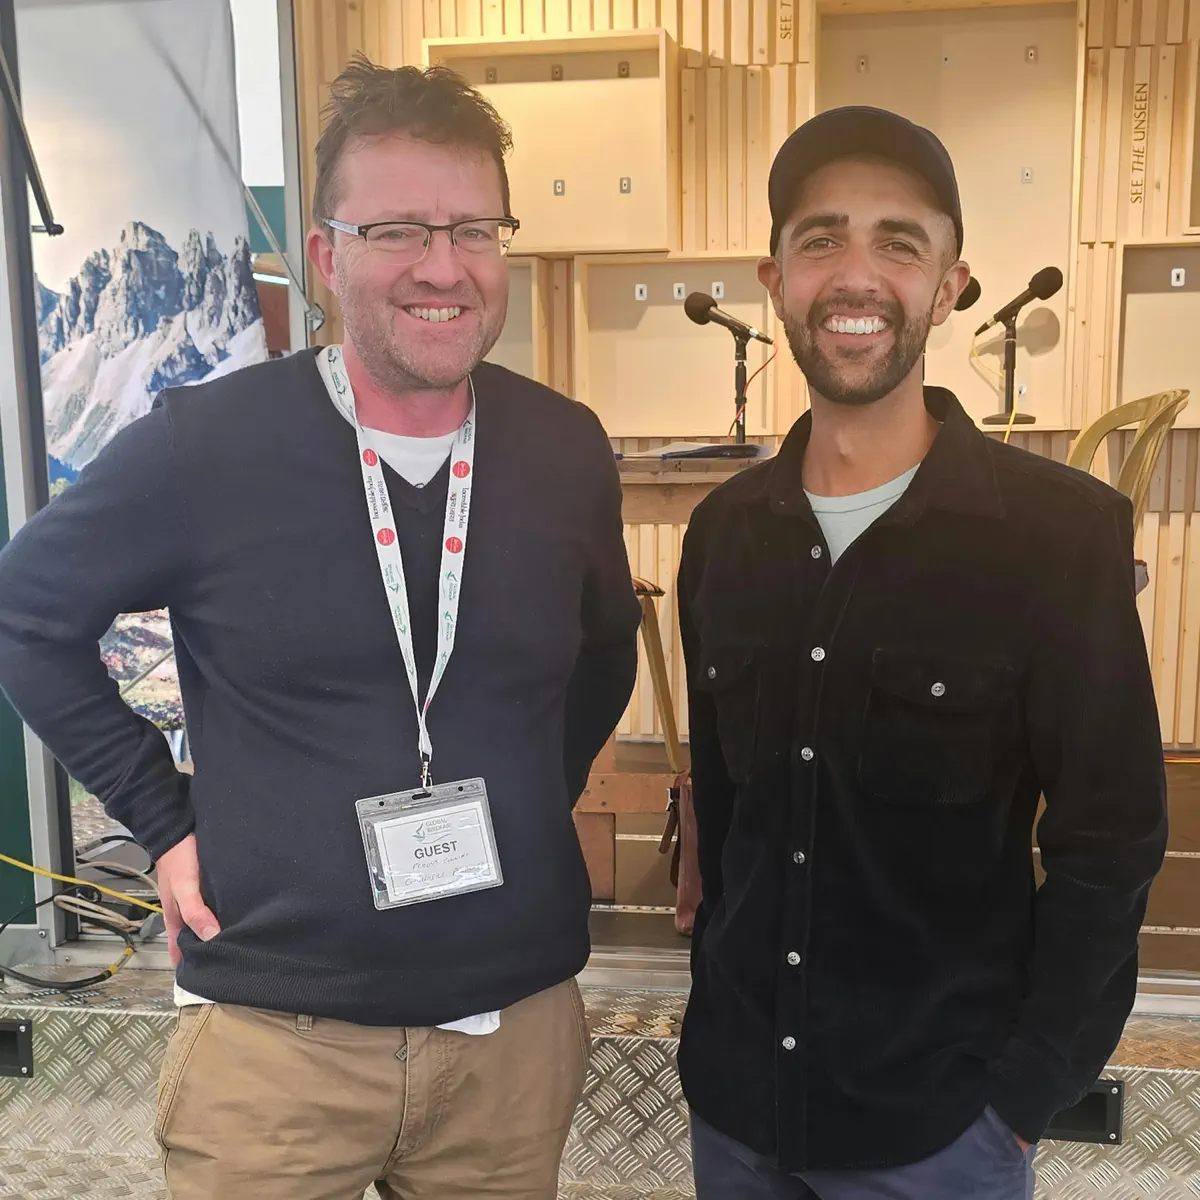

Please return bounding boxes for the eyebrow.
[788,212,934,249]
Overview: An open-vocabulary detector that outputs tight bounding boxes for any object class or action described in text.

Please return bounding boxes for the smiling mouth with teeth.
[822,315,890,336]
[405,306,463,324]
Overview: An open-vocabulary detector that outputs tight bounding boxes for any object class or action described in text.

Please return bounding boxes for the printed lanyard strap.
[319,345,476,787]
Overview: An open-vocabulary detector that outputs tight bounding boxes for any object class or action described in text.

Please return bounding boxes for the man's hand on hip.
[156,833,220,966]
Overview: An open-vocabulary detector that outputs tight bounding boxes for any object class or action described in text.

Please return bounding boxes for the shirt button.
[793,850,806,865]
[931,681,946,697]
[707,666,717,679]
[787,951,801,966]
[811,545,822,559]
[810,647,826,662]
[800,746,814,762]
[782,1036,797,1051]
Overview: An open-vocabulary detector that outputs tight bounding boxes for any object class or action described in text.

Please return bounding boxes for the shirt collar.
[761,386,1005,523]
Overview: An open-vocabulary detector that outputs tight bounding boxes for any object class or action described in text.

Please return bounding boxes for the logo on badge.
[363,449,379,467]
[378,528,396,546]
[445,536,463,554]
[452,460,471,479]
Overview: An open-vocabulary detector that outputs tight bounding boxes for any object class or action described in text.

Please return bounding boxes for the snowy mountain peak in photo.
[37,221,266,472]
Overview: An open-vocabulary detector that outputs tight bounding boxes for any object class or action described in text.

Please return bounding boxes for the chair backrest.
[1066,391,1181,474]
[1116,391,1190,527]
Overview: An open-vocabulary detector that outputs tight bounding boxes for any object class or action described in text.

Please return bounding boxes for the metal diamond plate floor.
[2,973,1200,1197]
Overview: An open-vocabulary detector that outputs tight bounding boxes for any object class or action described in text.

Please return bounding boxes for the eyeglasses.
[324,217,520,264]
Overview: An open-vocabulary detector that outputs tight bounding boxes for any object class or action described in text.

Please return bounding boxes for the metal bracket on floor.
[1044,1078,1124,1145]
[0,1017,33,1078]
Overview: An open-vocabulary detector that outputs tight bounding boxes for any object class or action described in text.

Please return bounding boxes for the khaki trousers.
[154,979,590,1199]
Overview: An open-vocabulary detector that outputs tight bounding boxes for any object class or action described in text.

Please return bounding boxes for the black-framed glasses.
[325,217,520,264]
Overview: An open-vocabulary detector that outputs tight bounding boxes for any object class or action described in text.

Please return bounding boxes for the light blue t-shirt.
[805,464,920,564]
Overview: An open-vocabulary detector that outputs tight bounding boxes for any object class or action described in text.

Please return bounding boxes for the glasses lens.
[364,223,429,262]
[454,221,515,256]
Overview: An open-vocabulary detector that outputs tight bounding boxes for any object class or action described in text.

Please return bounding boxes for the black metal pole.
[982,314,1036,425]
[734,333,749,444]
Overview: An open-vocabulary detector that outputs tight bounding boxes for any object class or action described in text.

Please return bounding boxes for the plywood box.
[425,31,680,254]
[573,253,778,438]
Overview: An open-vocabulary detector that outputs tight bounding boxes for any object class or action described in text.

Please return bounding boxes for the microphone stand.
[732,331,749,444]
[981,313,1035,426]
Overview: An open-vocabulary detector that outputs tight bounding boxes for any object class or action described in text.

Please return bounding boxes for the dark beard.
[784,296,933,407]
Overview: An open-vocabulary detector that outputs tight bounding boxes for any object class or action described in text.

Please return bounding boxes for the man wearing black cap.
[675,106,1166,1199]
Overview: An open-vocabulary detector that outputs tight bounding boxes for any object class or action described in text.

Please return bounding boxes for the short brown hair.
[312,55,514,226]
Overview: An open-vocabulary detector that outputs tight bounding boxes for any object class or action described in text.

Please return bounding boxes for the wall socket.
[1021,167,1034,185]
[856,55,869,73]
[634,283,648,302]
[620,177,632,194]
[1172,267,1187,287]
[1025,45,1038,63]
[673,283,687,300]
[712,281,725,300]
[553,179,565,196]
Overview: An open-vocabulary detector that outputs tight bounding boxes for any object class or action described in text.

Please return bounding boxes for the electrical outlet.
[1017,383,1028,399]
[1172,267,1187,287]
[856,55,869,73]
[673,283,687,300]
[634,283,648,302]
[1025,45,1038,64]
[485,66,498,83]
[620,177,632,194]
[553,179,565,196]
[942,53,952,66]
[1021,167,1034,185]
[711,281,725,301]
[550,63,563,81]
[618,60,630,77]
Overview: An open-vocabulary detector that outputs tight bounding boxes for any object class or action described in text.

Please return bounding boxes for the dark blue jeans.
[691,1108,1036,1200]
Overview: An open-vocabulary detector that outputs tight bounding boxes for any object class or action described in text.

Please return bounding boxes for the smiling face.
[759,155,968,407]
[308,132,510,393]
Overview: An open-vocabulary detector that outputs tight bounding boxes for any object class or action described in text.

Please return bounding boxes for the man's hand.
[156,834,220,967]
[1015,1133,1032,1154]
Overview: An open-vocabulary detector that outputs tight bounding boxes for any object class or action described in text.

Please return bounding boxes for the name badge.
[356,778,502,910]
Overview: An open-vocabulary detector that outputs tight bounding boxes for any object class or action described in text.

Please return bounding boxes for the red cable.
[729,349,779,436]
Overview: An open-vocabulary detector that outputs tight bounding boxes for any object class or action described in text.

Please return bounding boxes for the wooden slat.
[746,66,770,249]
[551,259,572,396]
[706,67,728,249]
[572,0,593,28]
[776,0,798,61]
[1069,245,1092,428]
[681,68,705,251]
[441,0,458,37]
[522,0,545,32]
[1084,243,1114,426]
[1178,435,1200,743]
[660,0,681,39]
[795,59,815,124]
[546,0,570,31]
[638,0,661,27]
[753,0,771,62]
[573,812,615,897]
[682,0,704,65]
[424,0,442,39]
[403,0,427,63]
[1168,0,1188,40]
[1142,0,1160,44]
[1149,456,1173,731]
[1160,437,1189,742]
[612,0,636,25]
[709,0,727,61]
[728,68,746,251]
[592,0,612,26]
[1151,44,1176,236]
[635,526,657,733]
[1128,46,1153,238]
[504,0,523,33]
[731,0,751,62]
[1089,0,1111,46]
[767,61,794,156]
[1191,0,1200,40]
[1079,50,1106,244]
[463,0,485,36]
[1117,0,1135,45]
[1101,48,1129,244]
[577,772,677,813]
[483,0,504,33]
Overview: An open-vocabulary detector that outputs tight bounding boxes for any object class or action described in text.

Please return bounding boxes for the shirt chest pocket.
[694,644,761,783]
[858,648,1018,806]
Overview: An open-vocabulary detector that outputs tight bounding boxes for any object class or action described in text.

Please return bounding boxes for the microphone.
[975,267,1062,335]
[955,277,981,311]
[684,292,773,345]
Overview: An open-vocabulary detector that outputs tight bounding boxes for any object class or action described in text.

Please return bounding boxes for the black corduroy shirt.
[676,387,1167,1171]
[0,350,640,1025]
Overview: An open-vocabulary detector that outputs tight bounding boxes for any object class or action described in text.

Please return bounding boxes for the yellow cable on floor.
[0,852,163,915]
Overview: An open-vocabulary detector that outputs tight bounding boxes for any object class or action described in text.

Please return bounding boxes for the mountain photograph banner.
[17,0,267,746]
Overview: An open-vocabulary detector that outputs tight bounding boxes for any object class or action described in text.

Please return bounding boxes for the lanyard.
[318,345,476,788]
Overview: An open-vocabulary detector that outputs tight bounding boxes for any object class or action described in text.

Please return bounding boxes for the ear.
[758,255,786,321]
[306,226,337,292]
[930,259,971,328]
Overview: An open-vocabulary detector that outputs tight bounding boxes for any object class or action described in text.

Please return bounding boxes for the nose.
[827,238,880,297]
[409,229,469,290]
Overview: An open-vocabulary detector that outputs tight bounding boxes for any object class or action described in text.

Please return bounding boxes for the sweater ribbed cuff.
[986,1037,1082,1144]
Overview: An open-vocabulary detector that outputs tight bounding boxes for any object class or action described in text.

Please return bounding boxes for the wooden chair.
[1067,389,1189,593]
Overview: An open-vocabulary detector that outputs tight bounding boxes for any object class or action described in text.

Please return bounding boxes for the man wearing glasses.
[0,58,640,1198]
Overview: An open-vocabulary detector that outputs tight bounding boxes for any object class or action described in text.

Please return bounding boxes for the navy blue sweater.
[0,350,641,1024]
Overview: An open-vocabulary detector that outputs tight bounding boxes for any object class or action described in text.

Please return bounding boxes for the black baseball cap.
[768,106,963,257]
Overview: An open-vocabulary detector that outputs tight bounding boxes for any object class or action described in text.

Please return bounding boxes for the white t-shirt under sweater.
[805,464,919,564]
[174,353,500,1036]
